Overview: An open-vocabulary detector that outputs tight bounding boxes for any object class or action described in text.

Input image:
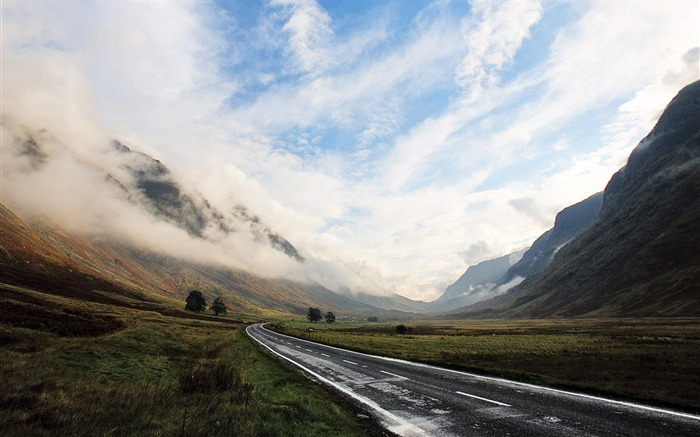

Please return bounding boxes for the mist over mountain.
[431,253,520,312]
[451,79,700,318]
[501,192,603,283]
[433,191,602,313]
[1,122,311,280]
[110,139,304,261]
[0,202,408,319]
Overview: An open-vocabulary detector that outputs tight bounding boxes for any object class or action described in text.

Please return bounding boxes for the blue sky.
[2,0,699,300]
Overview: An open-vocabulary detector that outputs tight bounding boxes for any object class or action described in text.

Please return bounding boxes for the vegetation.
[211,296,227,316]
[0,284,373,436]
[306,307,322,323]
[272,318,700,413]
[325,311,336,324]
[367,316,378,322]
[184,290,207,313]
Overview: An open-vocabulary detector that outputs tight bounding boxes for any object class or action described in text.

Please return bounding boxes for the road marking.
[456,391,511,407]
[296,346,301,348]
[245,325,429,437]
[343,359,358,365]
[305,348,313,352]
[321,353,331,357]
[252,324,700,422]
[380,370,407,380]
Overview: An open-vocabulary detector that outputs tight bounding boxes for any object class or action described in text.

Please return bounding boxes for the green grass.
[0,285,371,436]
[272,318,700,413]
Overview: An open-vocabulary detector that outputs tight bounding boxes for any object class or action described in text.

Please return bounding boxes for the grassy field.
[0,284,377,436]
[272,318,700,413]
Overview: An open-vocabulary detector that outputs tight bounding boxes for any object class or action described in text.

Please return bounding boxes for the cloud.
[455,0,543,99]
[271,0,334,78]
[2,0,698,304]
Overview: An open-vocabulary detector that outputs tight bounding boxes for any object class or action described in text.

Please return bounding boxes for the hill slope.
[0,203,398,318]
[433,192,603,313]
[454,80,700,318]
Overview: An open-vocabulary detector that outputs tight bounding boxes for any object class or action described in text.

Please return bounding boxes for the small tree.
[367,316,378,322]
[395,324,407,335]
[306,307,322,323]
[185,290,207,313]
[211,296,227,316]
[325,311,336,324]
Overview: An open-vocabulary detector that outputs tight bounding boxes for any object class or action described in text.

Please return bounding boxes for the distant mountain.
[452,79,700,318]
[0,203,405,319]
[502,192,603,283]
[430,254,518,312]
[110,140,304,261]
[339,290,432,314]
[432,192,603,313]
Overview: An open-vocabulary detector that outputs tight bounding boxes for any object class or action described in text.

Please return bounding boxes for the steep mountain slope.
[0,203,397,318]
[3,124,303,263]
[110,140,304,261]
[453,80,700,318]
[501,192,603,283]
[432,192,602,313]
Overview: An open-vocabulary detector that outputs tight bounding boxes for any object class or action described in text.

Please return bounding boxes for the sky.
[1,0,699,301]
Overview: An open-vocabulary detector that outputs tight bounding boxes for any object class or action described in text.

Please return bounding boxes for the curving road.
[246,323,700,436]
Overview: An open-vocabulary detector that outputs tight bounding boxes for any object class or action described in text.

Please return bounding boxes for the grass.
[272,318,700,413]
[0,284,373,436]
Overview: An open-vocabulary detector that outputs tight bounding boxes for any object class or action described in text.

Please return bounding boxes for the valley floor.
[0,283,385,436]
[272,318,700,414]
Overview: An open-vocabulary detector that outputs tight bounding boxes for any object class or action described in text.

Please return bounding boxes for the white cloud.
[271,0,334,78]
[2,0,698,303]
[455,0,543,99]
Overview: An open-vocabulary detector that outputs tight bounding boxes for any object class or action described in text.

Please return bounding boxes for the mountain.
[452,79,700,318]
[432,192,603,313]
[4,123,303,263]
[0,203,407,319]
[501,192,603,283]
[339,290,432,314]
[110,140,304,261]
[430,254,518,312]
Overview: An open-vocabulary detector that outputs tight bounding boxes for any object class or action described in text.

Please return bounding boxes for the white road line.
[296,345,301,348]
[245,325,429,437]
[259,325,700,421]
[456,391,511,407]
[343,359,358,365]
[380,370,407,380]
[321,353,331,357]
[305,348,313,352]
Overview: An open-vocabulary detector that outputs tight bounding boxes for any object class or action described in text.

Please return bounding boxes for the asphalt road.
[246,323,700,436]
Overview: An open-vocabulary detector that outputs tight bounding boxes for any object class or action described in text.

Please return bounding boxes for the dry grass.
[0,285,372,436]
[274,318,700,413]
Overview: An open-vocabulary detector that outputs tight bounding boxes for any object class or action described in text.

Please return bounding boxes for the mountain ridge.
[450,79,700,318]
[0,203,410,319]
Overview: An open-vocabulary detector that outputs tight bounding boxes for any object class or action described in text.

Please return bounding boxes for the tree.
[324,311,336,323]
[395,324,407,335]
[211,296,227,316]
[185,290,207,313]
[306,307,322,323]
[367,316,378,322]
